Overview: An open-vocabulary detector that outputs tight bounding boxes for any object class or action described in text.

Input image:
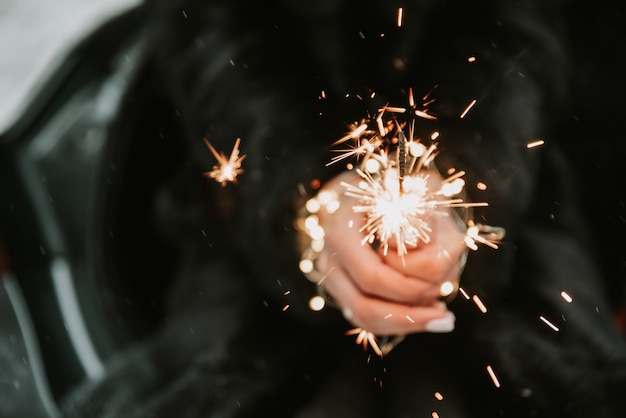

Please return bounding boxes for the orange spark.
[331,122,370,147]
[465,221,505,250]
[347,328,383,357]
[486,365,501,388]
[539,315,560,331]
[472,295,488,313]
[460,99,477,119]
[397,7,404,27]
[527,139,545,148]
[384,106,407,113]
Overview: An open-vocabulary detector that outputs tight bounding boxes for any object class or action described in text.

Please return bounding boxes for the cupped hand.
[315,171,466,336]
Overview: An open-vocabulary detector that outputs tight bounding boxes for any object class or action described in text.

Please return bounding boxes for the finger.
[321,204,441,304]
[384,241,464,284]
[326,236,442,305]
[323,265,455,336]
[381,214,467,282]
[348,298,456,336]
[418,263,462,301]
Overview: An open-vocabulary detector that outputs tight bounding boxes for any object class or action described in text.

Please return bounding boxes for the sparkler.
[329,88,505,258]
[203,137,246,186]
[324,88,506,355]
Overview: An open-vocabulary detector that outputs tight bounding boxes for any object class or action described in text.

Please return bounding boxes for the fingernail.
[425,311,456,333]
[342,307,354,321]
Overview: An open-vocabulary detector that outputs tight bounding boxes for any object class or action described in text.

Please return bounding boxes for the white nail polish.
[425,311,456,333]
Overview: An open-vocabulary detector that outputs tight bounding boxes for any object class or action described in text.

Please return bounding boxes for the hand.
[315,171,466,336]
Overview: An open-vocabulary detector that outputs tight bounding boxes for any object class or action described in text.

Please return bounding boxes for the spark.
[385,87,437,120]
[432,413,440,418]
[472,295,488,313]
[539,315,560,331]
[460,99,477,119]
[397,7,404,27]
[434,391,444,401]
[459,287,471,300]
[527,139,545,148]
[346,328,383,356]
[326,137,383,167]
[331,120,376,147]
[282,304,290,312]
[486,365,501,388]
[464,220,505,251]
[560,291,573,303]
[203,138,246,186]
[468,56,476,63]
